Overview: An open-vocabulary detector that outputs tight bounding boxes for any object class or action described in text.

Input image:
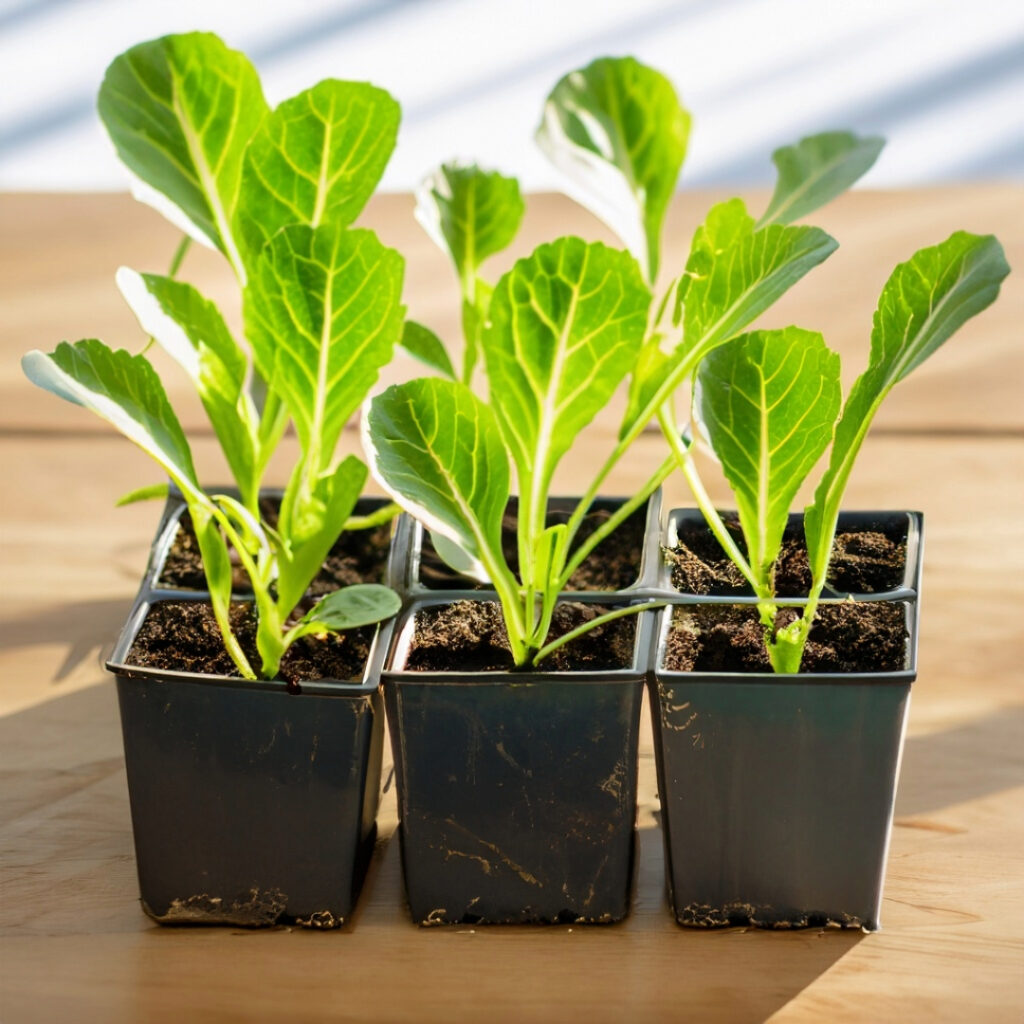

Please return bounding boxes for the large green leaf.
[364,378,509,584]
[22,339,201,498]
[98,32,267,275]
[536,56,690,282]
[235,80,400,267]
[483,238,649,552]
[116,268,260,505]
[415,163,524,289]
[805,231,1010,579]
[244,224,405,477]
[301,584,401,633]
[698,328,841,587]
[758,131,885,228]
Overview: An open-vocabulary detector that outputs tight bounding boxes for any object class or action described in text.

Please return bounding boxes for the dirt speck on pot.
[663,603,908,673]
[405,600,636,672]
[149,887,288,927]
[127,601,374,684]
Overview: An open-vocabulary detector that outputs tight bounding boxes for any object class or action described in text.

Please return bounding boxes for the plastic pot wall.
[382,596,652,925]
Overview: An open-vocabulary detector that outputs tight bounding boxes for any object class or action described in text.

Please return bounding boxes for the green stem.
[531,602,664,667]
[167,235,192,278]
[344,502,400,530]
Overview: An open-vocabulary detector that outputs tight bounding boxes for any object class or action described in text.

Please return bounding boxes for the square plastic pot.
[104,491,397,928]
[381,595,654,925]
[398,491,663,596]
[649,509,923,930]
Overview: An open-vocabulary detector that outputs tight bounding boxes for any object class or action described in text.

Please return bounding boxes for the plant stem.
[167,235,192,278]
[344,502,400,530]
[531,601,663,667]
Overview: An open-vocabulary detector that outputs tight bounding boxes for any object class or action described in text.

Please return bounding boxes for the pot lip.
[381,593,653,684]
[146,487,402,594]
[651,597,919,685]
[660,508,924,601]
[400,489,663,597]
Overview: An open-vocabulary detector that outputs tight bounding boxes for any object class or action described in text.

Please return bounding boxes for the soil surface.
[418,502,645,592]
[662,602,908,674]
[666,518,907,596]
[158,501,392,595]
[127,601,374,686]
[405,601,637,673]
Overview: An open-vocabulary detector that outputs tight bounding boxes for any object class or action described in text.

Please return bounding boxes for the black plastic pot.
[649,509,923,930]
[105,491,396,928]
[400,491,663,595]
[382,595,653,925]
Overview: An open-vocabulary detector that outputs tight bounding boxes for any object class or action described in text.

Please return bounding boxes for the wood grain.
[1,191,1023,1024]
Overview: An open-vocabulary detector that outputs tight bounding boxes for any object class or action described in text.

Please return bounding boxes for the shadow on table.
[0,596,131,682]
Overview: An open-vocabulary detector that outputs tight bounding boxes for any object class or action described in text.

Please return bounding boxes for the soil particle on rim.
[663,602,907,674]
[419,502,646,592]
[405,601,636,673]
[677,901,864,929]
[158,503,392,595]
[666,519,906,596]
[127,601,374,685]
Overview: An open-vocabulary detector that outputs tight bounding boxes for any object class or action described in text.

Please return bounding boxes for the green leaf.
[698,328,841,587]
[235,80,400,267]
[415,163,524,289]
[245,223,405,477]
[22,340,201,499]
[622,333,670,440]
[536,56,691,282]
[758,131,885,228]
[364,378,510,585]
[98,32,267,275]
[302,583,401,632]
[400,320,456,379]
[115,481,170,506]
[483,238,650,521]
[805,231,1010,578]
[116,268,260,506]
[276,455,366,614]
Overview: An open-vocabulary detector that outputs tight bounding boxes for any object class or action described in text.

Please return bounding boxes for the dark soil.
[418,501,646,592]
[405,601,637,673]
[662,602,908,674]
[667,518,906,596]
[158,501,392,595]
[127,600,374,686]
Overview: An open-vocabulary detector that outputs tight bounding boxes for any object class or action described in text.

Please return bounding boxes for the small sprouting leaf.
[245,224,405,476]
[364,378,509,583]
[805,231,1010,579]
[115,482,170,506]
[415,163,524,290]
[22,340,201,498]
[758,131,885,228]
[400,320,456,379]
[698,328,841,585]
[302,584,401,632]
[483,238,650,503]
[621,333,669,440]
[98,32,267,272]
[536,56,691,282]
[235,80,400,266]
[117,268,260,505]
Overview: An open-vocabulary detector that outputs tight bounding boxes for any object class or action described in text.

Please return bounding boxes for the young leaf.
[116,268,260,506]
[758,131,885,228]
[115,482,170,506]
[244,224,405,477]
[697,328,841,586]
[364,378,510,585]
[22,339,201,499]
[98,32,267,275]
[536,56,691,282]
[483,238,650,561]
[804,231,1010,578]
[235,80,400,267]
[415,163,524,291]
[400,320,456,379]
[302,584,401,632]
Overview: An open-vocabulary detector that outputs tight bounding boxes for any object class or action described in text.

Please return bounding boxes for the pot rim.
[382,593,655,684]
[400,490,664,597]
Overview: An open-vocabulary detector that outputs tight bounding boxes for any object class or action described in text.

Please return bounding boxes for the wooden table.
[1,189,1022,1023]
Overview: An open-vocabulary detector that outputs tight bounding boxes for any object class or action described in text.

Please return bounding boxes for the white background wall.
[1,0,1022,192]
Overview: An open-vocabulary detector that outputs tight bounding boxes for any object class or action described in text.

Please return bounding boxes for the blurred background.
[1,0,1022,193]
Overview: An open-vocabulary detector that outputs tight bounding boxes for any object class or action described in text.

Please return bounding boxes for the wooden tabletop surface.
[1,188,1022,1023]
